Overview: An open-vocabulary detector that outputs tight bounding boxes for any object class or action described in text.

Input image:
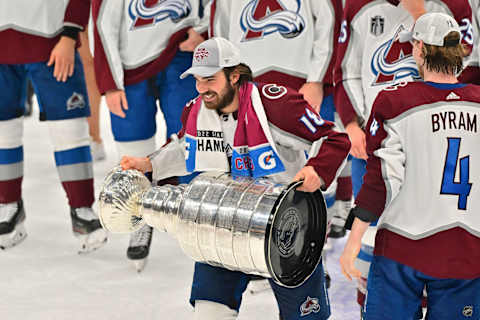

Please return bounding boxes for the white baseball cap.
[400,12,461,46]
[180,37,242,79]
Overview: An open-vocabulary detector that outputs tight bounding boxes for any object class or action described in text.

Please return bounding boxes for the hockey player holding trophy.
[99,38,350,320]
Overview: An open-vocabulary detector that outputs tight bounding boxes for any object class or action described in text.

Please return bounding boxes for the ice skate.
[329,199,352,239]
[127,225,153,272]
[70,207,107,254]
[0,200,27,250]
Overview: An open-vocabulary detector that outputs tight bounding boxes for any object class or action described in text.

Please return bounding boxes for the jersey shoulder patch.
[260,83,288,100]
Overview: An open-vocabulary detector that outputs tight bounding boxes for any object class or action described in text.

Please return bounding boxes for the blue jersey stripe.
[54,146,92,166]
[0,147,23,164]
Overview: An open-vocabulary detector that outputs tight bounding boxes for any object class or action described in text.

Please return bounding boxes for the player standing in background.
[334,0,473,309]
[91,0,209,271]
[0,0,107,252]
[460,0,480,84]
[340,12,480,319]
[120,37,351,320]
[209,0,353,286]
[78,28,106,161]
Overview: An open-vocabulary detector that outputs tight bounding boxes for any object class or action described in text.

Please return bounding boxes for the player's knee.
[115,137,156,159]
[0,117,23,148]
[47,117,90,151]
[194,300,238,320]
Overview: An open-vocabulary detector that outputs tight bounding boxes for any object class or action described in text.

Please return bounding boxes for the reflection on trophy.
[98,167,327,288]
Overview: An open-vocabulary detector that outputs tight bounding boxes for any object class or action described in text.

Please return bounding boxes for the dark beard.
[203,81,236,111]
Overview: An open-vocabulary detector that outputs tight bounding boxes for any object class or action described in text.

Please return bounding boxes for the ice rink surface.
[2,101,358,320]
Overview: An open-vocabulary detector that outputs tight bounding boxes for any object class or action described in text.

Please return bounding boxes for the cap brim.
[399,30,414,43]
[179,66,223,79]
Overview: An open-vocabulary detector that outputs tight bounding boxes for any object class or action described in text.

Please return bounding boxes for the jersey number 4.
[440,137,472,210]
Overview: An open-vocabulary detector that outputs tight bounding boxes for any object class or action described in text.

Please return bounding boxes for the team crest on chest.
[370,25,420,86]
[370,15,385,36]
[240,0,305,41]
[128,0,191,30]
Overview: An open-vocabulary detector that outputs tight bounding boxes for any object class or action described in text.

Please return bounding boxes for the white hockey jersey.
[334,0,473,127]
[0,0,90,64]
[209,0,342,90]
[92,0,209,93]
[357,81,480,279]
[461,0,480,84]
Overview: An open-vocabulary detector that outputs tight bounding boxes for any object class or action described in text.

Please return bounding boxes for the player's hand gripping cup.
[98,166,328,287]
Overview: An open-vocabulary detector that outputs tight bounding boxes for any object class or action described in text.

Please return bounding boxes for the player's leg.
[0,65,27,249]
[157,51,198,184]
[78,29,104,161]
[268,259,330,320]
[190,262,250,320]
[424,276,480,320]
[27,53,107,253]
[363,256,424,320]
[111,79,158,271]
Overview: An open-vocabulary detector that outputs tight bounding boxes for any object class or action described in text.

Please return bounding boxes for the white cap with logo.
[400,12,461,47]
[180,37,242,79]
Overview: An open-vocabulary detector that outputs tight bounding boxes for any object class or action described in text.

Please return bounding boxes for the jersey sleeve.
[91,0,125,93]
[150,98,197,181]
[262,85,351,188]
[307,0,338,83]
[208,0,230,38]
[64,0,91,30]
[193,0,211,35]
[354,92,406,221]
[333,2,367,127]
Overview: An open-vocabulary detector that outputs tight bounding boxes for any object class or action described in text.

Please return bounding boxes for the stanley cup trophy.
[98,167,327,288]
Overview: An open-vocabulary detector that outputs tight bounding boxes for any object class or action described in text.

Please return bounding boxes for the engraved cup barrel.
[99,168,327,288]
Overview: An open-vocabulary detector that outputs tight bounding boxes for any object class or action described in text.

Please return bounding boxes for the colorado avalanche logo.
[128,0,191,30]
[300,296,321,316]
[370,26,420,86]
[240,0,305,41]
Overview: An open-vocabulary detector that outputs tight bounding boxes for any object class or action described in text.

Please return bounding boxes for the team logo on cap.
[194,47,209,63]
[300,296,321,316]
[371,26,420,85]
[128,0,191,30]
[240,0,305,41]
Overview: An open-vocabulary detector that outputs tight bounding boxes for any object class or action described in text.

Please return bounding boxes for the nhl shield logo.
[463,306,473,317]
[371,15,384,36]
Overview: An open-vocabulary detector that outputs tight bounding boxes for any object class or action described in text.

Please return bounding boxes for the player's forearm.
[306,130,351,189]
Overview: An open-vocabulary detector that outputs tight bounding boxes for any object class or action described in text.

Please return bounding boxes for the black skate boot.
[70,207,107,254]
[127,225,153,272]
[0,200,27,249]
[329,199,352,238]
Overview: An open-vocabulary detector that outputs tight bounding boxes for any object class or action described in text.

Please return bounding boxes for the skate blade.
[77,228,108,254]
[131,258,148,273]
[0,222,27,250]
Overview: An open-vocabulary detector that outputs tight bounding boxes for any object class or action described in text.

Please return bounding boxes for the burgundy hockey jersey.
[356,81,480,279]
[149,82,351,187]
[334,0,473,127]
[0,0,90,64]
